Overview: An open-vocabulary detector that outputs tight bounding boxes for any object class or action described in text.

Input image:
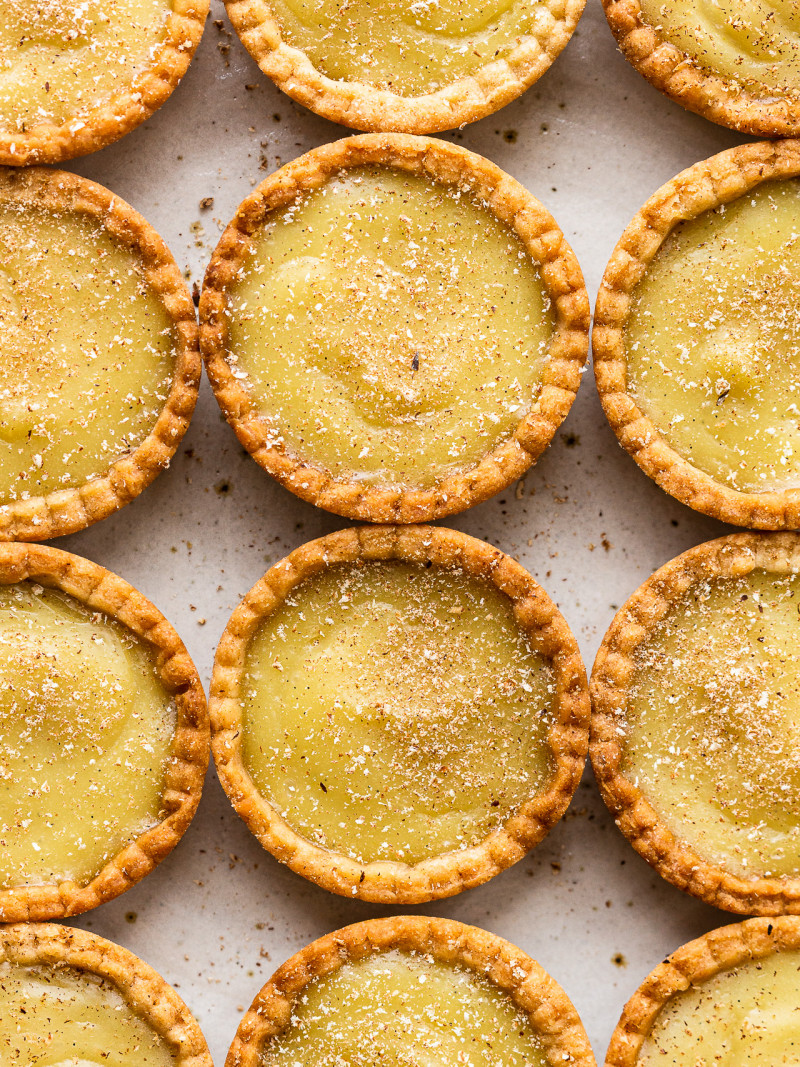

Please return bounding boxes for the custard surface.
[627,179,800,493]
[0,583,175,888]
[227,167,553,489]
[242,561,556,865]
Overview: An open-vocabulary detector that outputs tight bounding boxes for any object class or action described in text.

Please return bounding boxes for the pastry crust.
[0,166,200,541]
[201,133,589,524]
[0,922,212,1066]
[211,524,590,904]
[594,138,800,530]
[605,916,800,1066]
[227,915,597,1067]
[0,542,209,923]
[591,531,800,916]
[602,0,800,137]
[223,0,585,134]
[0,0,209,166]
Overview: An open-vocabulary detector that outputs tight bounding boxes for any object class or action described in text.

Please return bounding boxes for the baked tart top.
[0,542,208,923]
[227,916,596,1067]
[224,0,585,133]
[0,922,212,1066]
[595,139,800,529]
[0,0,209,165]
[602,0,800,136]
[592,532,800,916]
[0,167,199,541]
[211,524,589,904]
[606,916,800,1066]
[201,134,588,524]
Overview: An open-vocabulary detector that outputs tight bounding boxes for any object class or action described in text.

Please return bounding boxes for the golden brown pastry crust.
[0,166,200,541]
[0,922,213,1066]
[602,0,800,137]
[227,915,597,1067]
[594,138,800,530]
[201,133,589,524]
[223,0,585,134]
[0,542,209,923]
[605,916,800,1066]
[0,0,209,166]
[211,524,590,904]
[591,531,800,916]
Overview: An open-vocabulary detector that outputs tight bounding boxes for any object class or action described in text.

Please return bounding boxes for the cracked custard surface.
[241,561,555,865]
[0,962,174,1065]
[0,201,175,504]
[623,570,800,880]
[261,950,547,1066]
[268,0,551,96]
[638,949,800,1065]
[0,0,172,135]
[627,179,800,494]
[226,167,554,490]
[637,0,800,99]
[0,583,175,889]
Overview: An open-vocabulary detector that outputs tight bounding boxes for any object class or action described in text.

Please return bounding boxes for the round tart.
[211,524,589,903]
[591,532,800,916]
[594,139,800,529]
[0,922,212,1065]
[0,0,209,166]
[606,916,800,1066]
[602,0,800,137]
[0,542,208,923]
[0,167,199,541]
[223,0,585,134]
[227,916,596,1066]
[201,134,589,524]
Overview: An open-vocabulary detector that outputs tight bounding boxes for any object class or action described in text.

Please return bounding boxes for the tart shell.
[211,524,590,904]
[590,531,800,916]
[602,0,800,138]
[594,138,800,530]
[227,915,597,1067]
[201,133,589,524]
[0,542,209,923]
[605,916,800,1066]
[0,0,209,166]
[224,0,585,134]
[0,922,213,1066]
[0,166,200,542]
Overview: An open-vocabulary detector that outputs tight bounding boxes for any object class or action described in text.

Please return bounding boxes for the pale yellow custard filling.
[0,583,175,888]
[0,202,176,504]
[227,167,554,490]
[627,179,800,493]
[638,0,800,98]
[624,570,800,880]
[639,949,800,1065]
[242,561,556,865]
[0,0,172,136]
[270,0,549,96]
[0,962,174,1065]
[262,950,547,1066]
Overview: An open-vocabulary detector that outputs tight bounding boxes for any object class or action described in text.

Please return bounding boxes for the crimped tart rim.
[227,915,597,1067]
[200,133,589,524]
[591,531,800,916]
[0,166,200,541]
[0,922,213,1066]
[594,138,800,530]
[0,0,209,166]
[210,524,590,904]
[0,542,209,923]
[605,916,800,1066]
[602,0,800,137]
[223,0,585,134]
